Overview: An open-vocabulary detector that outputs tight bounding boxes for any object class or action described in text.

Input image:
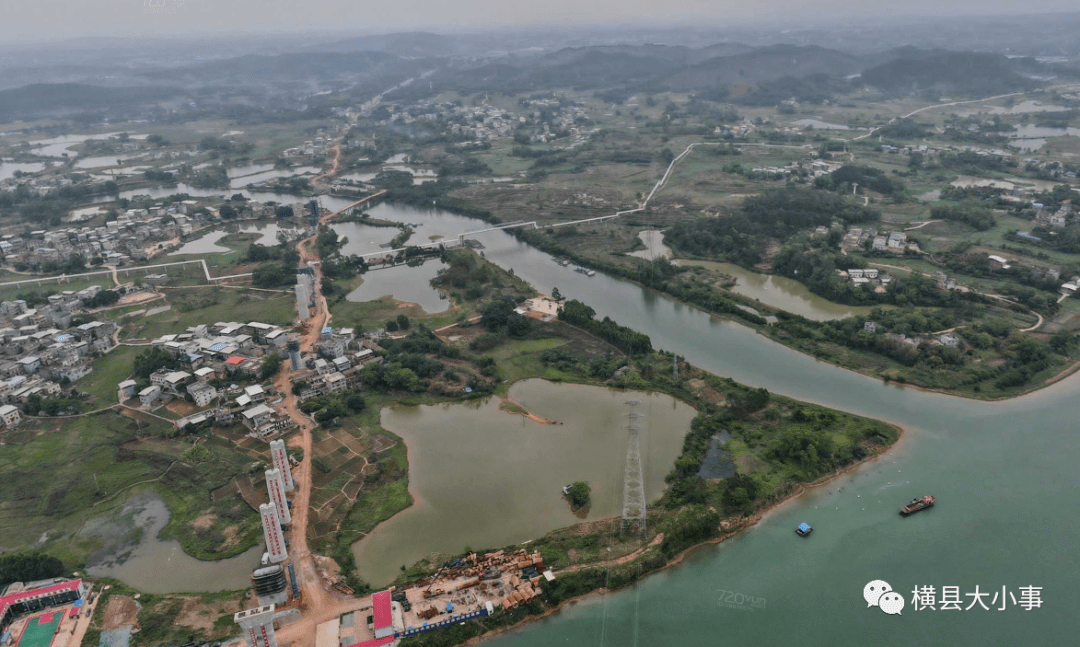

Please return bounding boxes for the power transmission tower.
[622,400,647,540]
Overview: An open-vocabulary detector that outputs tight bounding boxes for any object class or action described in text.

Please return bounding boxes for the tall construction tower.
[286,337,302,371]
[621,399,647,539]
[270,440,294,491]
[265,469,291,525]
[260,503,288,563]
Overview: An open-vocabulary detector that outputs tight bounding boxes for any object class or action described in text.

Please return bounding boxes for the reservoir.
[352,379,697,586]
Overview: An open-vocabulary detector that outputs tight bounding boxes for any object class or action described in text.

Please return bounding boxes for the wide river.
[81,187,1078,643]
[331,203,1078,646]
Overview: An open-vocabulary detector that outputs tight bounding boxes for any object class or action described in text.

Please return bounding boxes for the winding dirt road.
[270,205,376,647]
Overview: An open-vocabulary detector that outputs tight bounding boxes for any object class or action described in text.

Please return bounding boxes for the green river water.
[76,199,1077,645]
[346,205,1079,647]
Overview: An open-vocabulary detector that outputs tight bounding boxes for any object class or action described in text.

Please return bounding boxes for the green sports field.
[16,612,62,647]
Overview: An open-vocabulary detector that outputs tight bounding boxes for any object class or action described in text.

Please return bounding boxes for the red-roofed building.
[346,638,393,647]
[372,590,393,639]
[226,356,246,365]
[0,580,85,633]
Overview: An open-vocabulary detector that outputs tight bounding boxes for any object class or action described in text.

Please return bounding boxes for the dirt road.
[272,207,371,646]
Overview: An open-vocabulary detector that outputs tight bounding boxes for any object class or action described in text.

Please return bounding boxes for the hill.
[861,49,1044,97]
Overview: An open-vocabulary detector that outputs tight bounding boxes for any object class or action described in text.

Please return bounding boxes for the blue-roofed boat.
[796,522,812,537]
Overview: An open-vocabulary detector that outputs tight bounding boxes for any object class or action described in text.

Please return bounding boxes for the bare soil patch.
[102,596,139,631]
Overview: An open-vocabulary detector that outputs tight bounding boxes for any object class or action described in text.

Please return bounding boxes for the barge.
[900,495,935,516]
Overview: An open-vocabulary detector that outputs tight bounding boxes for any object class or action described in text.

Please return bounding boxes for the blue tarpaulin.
[798,523,812,532]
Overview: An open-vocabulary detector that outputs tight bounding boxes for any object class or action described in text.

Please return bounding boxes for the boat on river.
[900,495,935,516]
[796,522,813,537]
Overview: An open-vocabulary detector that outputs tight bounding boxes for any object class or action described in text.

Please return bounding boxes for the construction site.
[315,549,553,647]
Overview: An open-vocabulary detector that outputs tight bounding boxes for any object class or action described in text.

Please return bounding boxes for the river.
[324,203,1079,646]
[74,196,1080,642]
[352,380,698,586]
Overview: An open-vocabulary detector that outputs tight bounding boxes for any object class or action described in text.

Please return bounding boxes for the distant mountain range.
[0,37,1072,122]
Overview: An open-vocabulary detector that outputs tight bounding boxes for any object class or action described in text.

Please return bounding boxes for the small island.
[564,481,591,512]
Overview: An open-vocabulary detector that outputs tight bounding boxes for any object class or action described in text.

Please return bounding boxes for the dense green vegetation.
[817,164,905,197]
[931,201,997,231]
[557,299,652,355]
[665,186,879,266]
[566,481,590,510]
[0,552,65,589]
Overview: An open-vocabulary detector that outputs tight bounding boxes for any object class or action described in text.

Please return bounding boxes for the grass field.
[76,345,140,406]
[0,275,115,304]
[127,286,293,340]
[0,410,264,567]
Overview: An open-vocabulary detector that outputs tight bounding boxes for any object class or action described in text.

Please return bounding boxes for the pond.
[678,260,878,321]
[1008,124,1080,152]
[0,161,47,181]
[169,221,293,255]
[628,230,672,261]
[352,379,698,586]
[345,258,450,313]
[82,492,261,594]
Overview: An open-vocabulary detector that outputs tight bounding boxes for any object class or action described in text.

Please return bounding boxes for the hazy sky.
[2,0,1078,43]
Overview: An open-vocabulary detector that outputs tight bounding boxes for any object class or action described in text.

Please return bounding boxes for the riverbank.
[409,420,904,647]
[512,226,1080,401]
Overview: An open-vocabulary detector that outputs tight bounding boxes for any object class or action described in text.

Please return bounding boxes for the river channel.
[352,380,697,586]
[77,193,1080,643]
[326,202,1079,646]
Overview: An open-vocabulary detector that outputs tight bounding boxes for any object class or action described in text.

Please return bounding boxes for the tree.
[567,481,591,509]
[557,299,596,326]
[0,553,65,589]
[259,353,284,381]
[344,392,366,413]
[134,347,180,379]
[396,314,411,330]
[551,286,562,301]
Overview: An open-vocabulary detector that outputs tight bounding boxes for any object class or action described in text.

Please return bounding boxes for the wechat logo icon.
[864,579,904,615]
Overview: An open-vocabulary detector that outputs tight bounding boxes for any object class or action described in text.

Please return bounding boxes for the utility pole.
[621,400,647,540]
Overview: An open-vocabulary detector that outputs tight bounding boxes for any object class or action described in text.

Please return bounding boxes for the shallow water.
[83,493,260,593]
[352,380,697,586]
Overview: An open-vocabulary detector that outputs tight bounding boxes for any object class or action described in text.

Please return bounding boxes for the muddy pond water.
[351,379,697,586]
